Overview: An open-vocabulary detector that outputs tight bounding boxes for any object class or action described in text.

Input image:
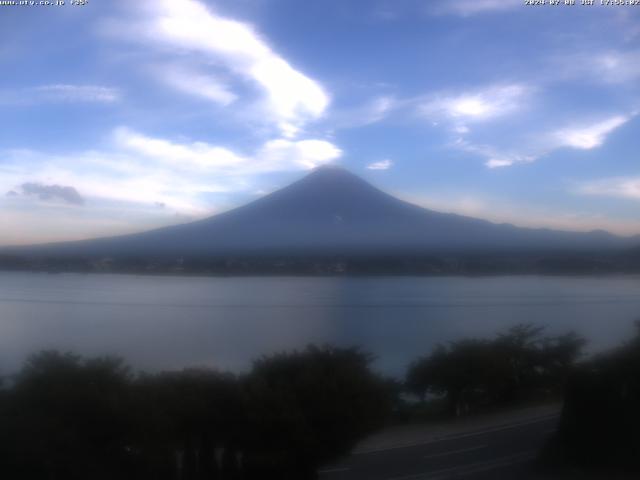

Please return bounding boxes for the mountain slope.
[6,166,638,258]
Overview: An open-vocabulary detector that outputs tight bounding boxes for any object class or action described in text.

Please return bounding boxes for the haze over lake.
[1,272,639,377]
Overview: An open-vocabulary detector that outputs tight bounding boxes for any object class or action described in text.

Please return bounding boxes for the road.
[318,412,559,480]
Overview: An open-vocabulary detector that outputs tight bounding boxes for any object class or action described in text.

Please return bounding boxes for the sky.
[0,0,639,245]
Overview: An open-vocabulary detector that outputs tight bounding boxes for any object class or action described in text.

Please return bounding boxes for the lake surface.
[1,272,639,377]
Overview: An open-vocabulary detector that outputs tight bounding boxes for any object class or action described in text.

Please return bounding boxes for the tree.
[243,345,392,479]
[131,368,244,480]
[555,321,640,473]
[407,339,502,416]
[406,325,585,417]
[4,351,133,480]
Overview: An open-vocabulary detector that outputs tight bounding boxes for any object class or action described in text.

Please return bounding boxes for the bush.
[406,324,585,417]
[0,346,392,480]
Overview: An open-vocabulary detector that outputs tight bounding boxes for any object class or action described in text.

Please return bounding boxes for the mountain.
[4,166,639,260]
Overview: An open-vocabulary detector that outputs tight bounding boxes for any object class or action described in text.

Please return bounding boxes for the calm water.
[1,272,639,377]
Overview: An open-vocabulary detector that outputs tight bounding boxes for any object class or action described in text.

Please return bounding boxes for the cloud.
[590,51,640,83]
[0,128,342,221]
[553,115,630,150]
[158,65,237,106]
[429,0,522,16]
[107,0,329,136]
[332,96,397,128]
[17,182,85,205]
[330,84,529,135]
[453,112,633,169]
[561,50,640,85]
[0,85,121,105]
[578,177,640,201]
[114,127,341,173]
[419,84,530,131]
[33,85,120,103]
[113,127,247,171]
[366,159,394,170]
[485,158,516,169]
[256,138,342,170]
[454,138,537,169]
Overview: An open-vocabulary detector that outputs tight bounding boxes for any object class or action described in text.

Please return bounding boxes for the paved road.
[318,414,559,480]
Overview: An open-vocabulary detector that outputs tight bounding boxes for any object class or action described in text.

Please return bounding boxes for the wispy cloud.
[553,115,631,150]
[558,50,640,85]
[454,138,537,169]
[0,127,342,222]
[419,84,530,132]
[114,128,341,173]
[331,96,397,129]
[578,176,640,201]
[454,113,633,169]
[590,51,640,83]
[0,84,120,105]
[366,159,394,170]
[113,128,247,171]
[157,64,237,106]
[33,85,121,103]
[105,0,329,137]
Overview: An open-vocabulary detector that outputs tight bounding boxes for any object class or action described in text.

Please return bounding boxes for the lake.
[1,272,639,377]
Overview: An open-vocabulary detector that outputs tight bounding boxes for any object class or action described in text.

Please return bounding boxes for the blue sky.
[1,0,639,245]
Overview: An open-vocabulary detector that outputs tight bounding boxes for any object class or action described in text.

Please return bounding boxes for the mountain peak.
[9,166,633,259]
[295,164,376,190]
[311,164,346,172]
[255,165,389,213]
[305,164,361,180]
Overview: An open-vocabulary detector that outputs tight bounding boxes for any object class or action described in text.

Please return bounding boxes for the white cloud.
[113,127,246,171]
[108,0,329,136]
[554,115,630,150]
[0,85,121,105]
[578,177,640,201]
[332,96,397,128]
[419,84,529,131]
[454,138,537,169]
[366,159,394,170]
[159,65,237,106]
[430,0,522,16]
[453,112,633,169]
[0,127,343,232]
[485,158,516,169]
[114,128,341,173]
[256,138,342,170]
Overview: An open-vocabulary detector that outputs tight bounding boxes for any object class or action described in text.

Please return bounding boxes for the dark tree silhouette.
[242,345,392,479]
[0,330,586,479]
[1,351,133,480]
[131,368,244,480]
[0,345,392,480]
[553,321,640,473]
[406,324,585,417]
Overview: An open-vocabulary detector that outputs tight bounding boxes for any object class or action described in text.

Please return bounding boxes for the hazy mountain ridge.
[2,167,639,267]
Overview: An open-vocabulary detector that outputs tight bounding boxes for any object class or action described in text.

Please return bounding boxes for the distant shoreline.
[2,264,640,279]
